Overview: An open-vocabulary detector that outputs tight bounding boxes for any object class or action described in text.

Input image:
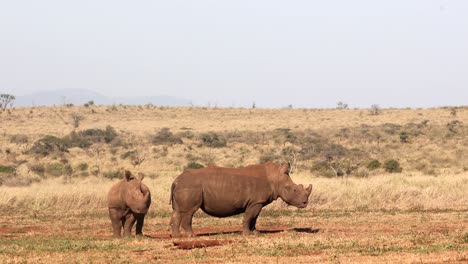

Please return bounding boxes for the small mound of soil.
[173,239,233,250]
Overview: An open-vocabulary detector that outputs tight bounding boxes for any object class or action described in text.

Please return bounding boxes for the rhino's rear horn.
[306,184,313,195]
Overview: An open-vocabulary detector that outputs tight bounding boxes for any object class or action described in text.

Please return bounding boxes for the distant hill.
[14,89,192,107]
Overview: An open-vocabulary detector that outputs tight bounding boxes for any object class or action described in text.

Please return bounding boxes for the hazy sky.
[1,1,467,108]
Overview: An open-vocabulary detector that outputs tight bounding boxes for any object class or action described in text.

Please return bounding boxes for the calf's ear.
[279,162,291,174]
[124,170,134,181]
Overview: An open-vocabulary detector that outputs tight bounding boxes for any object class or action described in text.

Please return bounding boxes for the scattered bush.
[0,165,15,174]
[258,152,280,164]
[76,163,89,171]
[120,150,137,160]
[28,164,45,176]
[384,159,402,173]
[355,167,369,178]
[29,136,69,156]
[399,131,409,143]
[64,125,118,148]
[63,164,73,176]
[200,132,227,148]
[10,134,29,144]
[103,170,123,179]
[152,128,183,145]
[367,159,381,170]
[45,163,64,177]
[273,128,297,145]
[186,161,204,169]
[311,161,336,178]
[369,104,381,115]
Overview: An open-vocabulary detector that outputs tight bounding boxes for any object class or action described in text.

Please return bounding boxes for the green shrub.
[367,159,381,170]
[200,132,227,148]
[399,131,409,143]
[311,161,336,178]
[45,163,64,177]
[273,128,297,144]
[186,162,204,169]
[120,150,137,160]
[76,163,89,171]
[63,164,73,176]
[0,165,15,174]
[64,125,118,148]
[28,164,45,176]
[152,128,183,145]
[103,170,123,179]
[384,159,402,173]
[29,136,68,156]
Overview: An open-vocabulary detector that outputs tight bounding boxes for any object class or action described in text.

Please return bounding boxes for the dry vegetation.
[0,105,467,263]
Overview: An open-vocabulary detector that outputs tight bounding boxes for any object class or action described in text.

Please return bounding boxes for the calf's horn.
[306,184,313,194]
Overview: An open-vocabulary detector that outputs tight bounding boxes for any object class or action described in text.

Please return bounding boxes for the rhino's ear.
[279,162,291,175]
[124,170,134,181]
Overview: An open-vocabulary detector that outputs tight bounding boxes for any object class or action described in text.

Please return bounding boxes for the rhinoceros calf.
[108,170,151,238]
[169,162,312,237]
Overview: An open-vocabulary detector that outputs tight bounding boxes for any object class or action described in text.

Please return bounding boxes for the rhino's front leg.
[123,213,137,238]
[109,208,123,238]
[134,213,145,236]
[242,204,263,235]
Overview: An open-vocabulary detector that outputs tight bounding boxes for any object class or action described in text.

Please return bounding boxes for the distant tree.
[252,102,256,109]
[71,113,84,130]
[369,104,381,115]
[0,94,16,111]
[450,107,457,117]
[84,100,95,107]
[336,101,348,109]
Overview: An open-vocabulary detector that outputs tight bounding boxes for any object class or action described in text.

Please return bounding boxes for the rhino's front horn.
[306,184,313,195]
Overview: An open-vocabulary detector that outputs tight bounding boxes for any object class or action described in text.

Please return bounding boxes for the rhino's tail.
[169,182,175,206]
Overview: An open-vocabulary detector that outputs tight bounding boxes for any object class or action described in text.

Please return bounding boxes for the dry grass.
[0,105,467,262]
[1,172,466,217]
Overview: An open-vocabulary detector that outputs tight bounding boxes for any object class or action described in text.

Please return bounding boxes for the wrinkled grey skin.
[170,162,312,237]
[108,170,151,238]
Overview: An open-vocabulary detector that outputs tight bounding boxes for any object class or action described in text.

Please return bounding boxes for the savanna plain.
[0,105,467,263]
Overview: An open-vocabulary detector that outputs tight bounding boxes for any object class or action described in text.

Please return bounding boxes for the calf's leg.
[123,213,137,238]
[134,213,145,236]
[109,208,123,238]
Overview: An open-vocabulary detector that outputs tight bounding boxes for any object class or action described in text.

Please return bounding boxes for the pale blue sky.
[1,1,467,108]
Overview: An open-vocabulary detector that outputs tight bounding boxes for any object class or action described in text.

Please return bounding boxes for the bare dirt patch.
[172,239,234,250]
[0,211,466,263]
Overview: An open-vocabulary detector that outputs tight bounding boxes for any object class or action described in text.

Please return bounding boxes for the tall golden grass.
[1,172,466,216]
[0,106,466,215]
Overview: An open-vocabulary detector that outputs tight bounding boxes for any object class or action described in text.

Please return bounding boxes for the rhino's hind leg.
[170,211,182,238]
[180,209,197,237]
[242,204,264,235]
[171,188,202,237]
[123,213,137,238]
